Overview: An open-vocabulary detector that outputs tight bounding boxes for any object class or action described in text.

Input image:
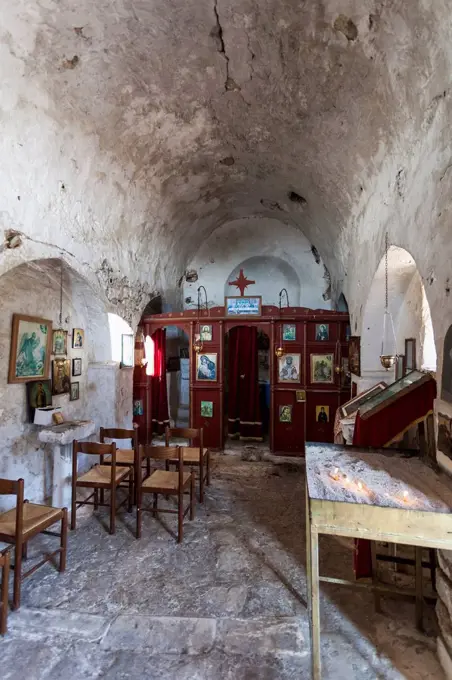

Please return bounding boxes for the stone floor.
[0,451,445,679]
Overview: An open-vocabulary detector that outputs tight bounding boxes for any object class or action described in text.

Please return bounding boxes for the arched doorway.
[224,325,271,446]
[360,246,437,392]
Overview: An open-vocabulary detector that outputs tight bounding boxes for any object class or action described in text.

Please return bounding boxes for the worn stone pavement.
[0,451,445,679]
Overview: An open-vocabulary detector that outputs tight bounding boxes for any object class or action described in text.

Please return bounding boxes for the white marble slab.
[306,443,452,513]
[37,420,95,445]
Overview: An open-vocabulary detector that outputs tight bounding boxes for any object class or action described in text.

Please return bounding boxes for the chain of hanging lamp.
[58,258,64,327]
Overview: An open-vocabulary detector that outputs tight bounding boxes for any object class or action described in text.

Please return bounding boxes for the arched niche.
[360,246,436,389]
[225,255,301,307]
[183,217,332,310]
[0,258,132,509]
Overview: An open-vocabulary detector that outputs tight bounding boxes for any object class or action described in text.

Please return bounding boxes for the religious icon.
[311,354,334,383]
[200,325,212,342]
[72,358,82,376]
[52,329,68,355]
[283,324,296,341]
[52,358,71,395]
[279,405,292,423]
[27,379,52,422]
[197,353,217,381]
[296,390,306,402]
[201,401,213,417]
[348,336,361,376]
[315,323,329,341]
[8,314,52,384]
[278,354,301,383]
[70,382,80,401]
[225,296,262,317]
[316,405,329,423]
[72,328,84,349]
[133,399,144,416]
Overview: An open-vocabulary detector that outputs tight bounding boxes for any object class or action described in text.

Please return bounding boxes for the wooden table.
[305,443,452,680]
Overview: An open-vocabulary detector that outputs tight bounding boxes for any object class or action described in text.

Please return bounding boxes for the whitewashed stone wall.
[0,259,132,510]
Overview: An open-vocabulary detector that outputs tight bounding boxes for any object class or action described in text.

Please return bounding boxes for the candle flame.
[403,490,409,501]
[357,482,363,491]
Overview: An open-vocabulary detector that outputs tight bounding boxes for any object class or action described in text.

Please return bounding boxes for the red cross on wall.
[228,269,255,296]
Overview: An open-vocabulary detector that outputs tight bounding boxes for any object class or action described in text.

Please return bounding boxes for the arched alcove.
[225,256,301,307]
[182,217,332,310]
[0,258,132,509]
[360,246,436,389]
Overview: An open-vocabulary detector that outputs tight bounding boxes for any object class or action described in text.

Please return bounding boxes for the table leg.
[370,541,381,613]
[306,484,321,680]
[415,546,423,632]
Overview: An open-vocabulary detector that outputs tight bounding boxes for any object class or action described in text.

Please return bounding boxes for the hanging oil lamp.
[193,285,208,353]
[380,233,398,370]
[275,288,289,357]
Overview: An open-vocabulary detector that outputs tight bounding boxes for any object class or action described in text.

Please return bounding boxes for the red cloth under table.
[352,378,436,578]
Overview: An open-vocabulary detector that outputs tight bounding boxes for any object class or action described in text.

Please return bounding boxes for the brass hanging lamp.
[193,286,208,354]
[275,288,289,357]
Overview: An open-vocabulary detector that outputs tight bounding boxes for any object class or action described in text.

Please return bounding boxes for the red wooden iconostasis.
[133,305,350,455]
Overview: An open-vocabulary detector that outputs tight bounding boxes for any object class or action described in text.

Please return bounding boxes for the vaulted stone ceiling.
[1,1,451,327]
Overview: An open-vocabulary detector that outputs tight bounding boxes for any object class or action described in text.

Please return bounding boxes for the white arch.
[360,246,436,389]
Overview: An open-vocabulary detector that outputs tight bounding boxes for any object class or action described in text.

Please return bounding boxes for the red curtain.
[149,329,170,435]
[227,326,262,441]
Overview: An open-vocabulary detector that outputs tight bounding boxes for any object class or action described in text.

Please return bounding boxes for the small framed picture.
[121,334,134,367]
[396,354,405,380]
[52,358,71,395]
[70,382,80,401]
[349,336,361,376]
[315,323,329,341]
[196,353,217,381]
[8,314,52,384]
[296,390,306,402]
[316,405,329,423]
[52,329,68,355]
[278,354,301,383]
[27,379,52,422]
[72,358,82,376]
[200,325,212,342]
[311,354,334,383]
[279,405,292,423]
[405,338,416,372]
[72,328,84,349]
[53,412,64,425]
[283,324,296,341]
[201,401,213,417]
[133,399,144,416]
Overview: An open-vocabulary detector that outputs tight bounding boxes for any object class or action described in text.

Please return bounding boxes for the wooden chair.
[136,445,194,543]
[0,478,67,610]
[71,441,133,535]
[100,427,138,501]
[0,547,11,634]
[165,427,210,502]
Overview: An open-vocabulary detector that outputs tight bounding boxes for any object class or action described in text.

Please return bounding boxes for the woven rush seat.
[103,449,135,465]
[0,503,62,538]
[143,469,191,491]
[166,447,208,463]
[77,465,129,486]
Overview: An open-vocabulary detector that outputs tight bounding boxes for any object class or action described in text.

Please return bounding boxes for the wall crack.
[213,0,234,92]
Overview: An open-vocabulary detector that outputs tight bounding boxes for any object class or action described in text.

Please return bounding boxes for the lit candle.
[403,490,409,502]
[357,482,363,491]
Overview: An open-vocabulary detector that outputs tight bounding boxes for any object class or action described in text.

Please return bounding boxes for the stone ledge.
[7,607,109,641]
